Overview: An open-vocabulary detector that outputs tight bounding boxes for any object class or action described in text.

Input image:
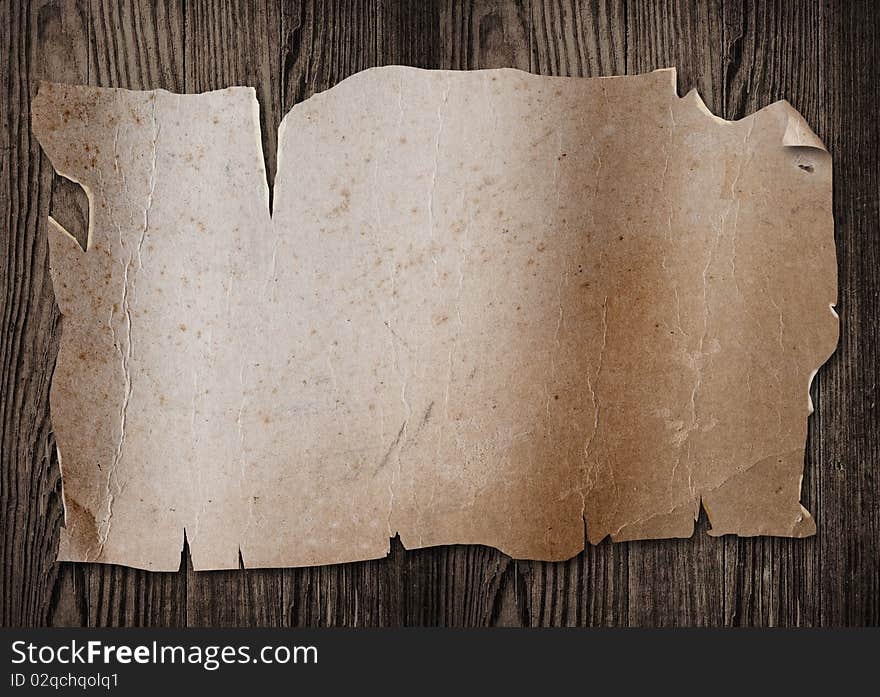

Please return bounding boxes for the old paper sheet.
[32,67,837,571]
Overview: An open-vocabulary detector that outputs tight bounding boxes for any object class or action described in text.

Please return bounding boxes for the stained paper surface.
[32,67,837,571]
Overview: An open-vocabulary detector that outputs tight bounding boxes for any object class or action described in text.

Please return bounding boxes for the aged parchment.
[32,67,837,571]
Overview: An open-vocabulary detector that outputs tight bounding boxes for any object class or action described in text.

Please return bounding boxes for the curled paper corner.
[780,102,827,151]
[679,83,828,151]
[33,67,837,571]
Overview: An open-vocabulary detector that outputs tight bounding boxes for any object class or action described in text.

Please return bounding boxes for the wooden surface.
[2,0,877,627]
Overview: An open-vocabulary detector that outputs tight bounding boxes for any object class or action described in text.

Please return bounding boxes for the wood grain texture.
[3,0,81,629]
[818,0,879,627]
[182,0,286,628]
[518,0,629,628]
[720,0,822,627]
[79,0,187,628]
[624,0,728,627]
[2,0,877,627]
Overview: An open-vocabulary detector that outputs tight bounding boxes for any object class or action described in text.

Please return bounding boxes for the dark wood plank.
[85,554,186,627]
[720,0,822,627]
[377,0,442,68]
[530,0,625,77]
[182,0,285,627]
[1,0,89,628]
[81,0,188,627]
[183,548,282,627]
[4,0,878,628]
[519,0,629,627]
[280,0,536,627]
[437,0,531,71]
[627,0,724,108]
[281,0,379,109]
[279,0,395,627]
[186,0,282,197]
[387,0,533,627]
[89,0,184,91]
[818,0,880,626]
[393,541,521,627]
[624,0,726,626]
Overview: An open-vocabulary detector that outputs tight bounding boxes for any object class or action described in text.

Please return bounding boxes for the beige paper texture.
[32,67,837,571]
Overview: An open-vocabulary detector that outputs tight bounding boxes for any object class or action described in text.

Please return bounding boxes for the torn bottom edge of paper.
[31,66,838,571]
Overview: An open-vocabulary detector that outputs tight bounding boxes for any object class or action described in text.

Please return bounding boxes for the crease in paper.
[31,67,838,571]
